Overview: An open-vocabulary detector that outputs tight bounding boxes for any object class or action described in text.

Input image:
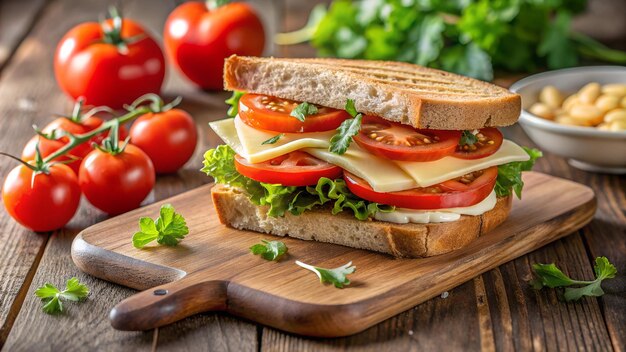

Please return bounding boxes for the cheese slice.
[209,118,246,156]
[394,140,530,187]
[234,116,335,163]
[209,117,531,192]
[304,146,418,192]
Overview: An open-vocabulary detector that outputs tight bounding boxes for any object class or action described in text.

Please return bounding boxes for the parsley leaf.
[530,257,617,302]
[262,134,284,145]
[459,130,478,146]
[34,277,89,314]
[250,239,288,261]
[132,204,189,248]
[225,91,245,118]
[290,102,318,122]
[329,99,362,155]
[495,147,542,199]
[538,11,578,69]
[295,260,356,288]
[299,0,626,79]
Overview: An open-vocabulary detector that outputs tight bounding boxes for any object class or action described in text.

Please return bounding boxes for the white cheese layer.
[209,117,530,192]
[374,190,497,224]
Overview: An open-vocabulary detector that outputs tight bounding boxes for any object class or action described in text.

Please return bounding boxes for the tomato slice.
[354,115,461,162]
[454,128,503,159]
[234,151,343,186]
[238,94,350,133]
[343,167,497,209]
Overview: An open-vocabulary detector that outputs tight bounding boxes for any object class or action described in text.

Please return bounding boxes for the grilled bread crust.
[211,184,512,258]
[223,55,521,130]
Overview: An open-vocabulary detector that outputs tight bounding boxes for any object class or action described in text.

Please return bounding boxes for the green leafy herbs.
[34,277,89,314]
[132,204,189,248]
[284,0,626,81]
[250,239,288,261]
[290,102,319,122]
[225,91,245,118]
[202,145,392,220]
[262,134,284,145]
[296,260,355,288]
[459,130,478,146]
[495,147,542,199]
[530,257,617,302]
[329,99,362,155]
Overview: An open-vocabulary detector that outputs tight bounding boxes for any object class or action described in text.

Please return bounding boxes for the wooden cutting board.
[71,172,595,337]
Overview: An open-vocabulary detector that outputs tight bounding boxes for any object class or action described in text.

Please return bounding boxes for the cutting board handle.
[109,277,227,331]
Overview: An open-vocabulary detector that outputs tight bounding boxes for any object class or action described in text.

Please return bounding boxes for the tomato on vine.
[54,7,165,108]
[128,95,197,174]
[21,99,127,174]
[2,149,81,232]
[79,122,156,215]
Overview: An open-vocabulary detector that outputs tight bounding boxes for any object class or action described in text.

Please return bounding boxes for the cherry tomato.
[343,167,497,209]
[22,136,81,174]
[2,163,80,232]
[164,1,265,89]
[454,128,503,159]
[234,152,343,186]
[238,94,350,133]
[354,115,461,162]
[129,109,197,174]
[79,144,155,215]
[54,12,165,108]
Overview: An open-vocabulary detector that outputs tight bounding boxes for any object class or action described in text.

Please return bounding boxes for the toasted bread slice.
[223,55,521,130]
[211,184,512,258]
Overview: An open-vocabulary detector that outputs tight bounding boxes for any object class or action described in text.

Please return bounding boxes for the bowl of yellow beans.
[510,66,626,174]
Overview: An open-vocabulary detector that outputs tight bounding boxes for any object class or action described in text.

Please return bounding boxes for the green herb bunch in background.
[277,0,626,81]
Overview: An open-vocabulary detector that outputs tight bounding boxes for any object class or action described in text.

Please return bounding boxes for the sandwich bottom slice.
[211,184,512,258]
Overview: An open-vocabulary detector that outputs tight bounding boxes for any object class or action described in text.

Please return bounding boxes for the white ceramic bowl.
[510,66,626,174]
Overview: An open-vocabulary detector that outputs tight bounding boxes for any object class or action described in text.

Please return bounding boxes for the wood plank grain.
[0,0,62,346]
[261,281,482,351]
[0,0,47,71]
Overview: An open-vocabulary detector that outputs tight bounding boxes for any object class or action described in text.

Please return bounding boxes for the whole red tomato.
[54,10,165,108]
[79,144,155,215]
[129,109,197,174]
[163,1,265,89]
[2,163,81,232]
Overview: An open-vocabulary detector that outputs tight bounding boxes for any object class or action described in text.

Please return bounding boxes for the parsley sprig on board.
[530,257,617,301]
[296,260,356,288]
[132,204,189,248]
[250,240,288,261]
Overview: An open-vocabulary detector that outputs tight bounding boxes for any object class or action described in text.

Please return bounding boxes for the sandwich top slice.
[203,55,541,258]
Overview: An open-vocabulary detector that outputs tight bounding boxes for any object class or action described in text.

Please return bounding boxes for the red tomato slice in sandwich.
[234,151,343,186]
[343,167,497,209]
[354,115,461,162]
[454,128,503,159]
[238,94,350,133]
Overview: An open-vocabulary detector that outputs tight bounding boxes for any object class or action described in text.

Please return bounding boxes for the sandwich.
[202,55,541,258]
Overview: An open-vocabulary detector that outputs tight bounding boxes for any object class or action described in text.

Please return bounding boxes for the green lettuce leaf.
[201,145,392,220]
[495,147,542,198]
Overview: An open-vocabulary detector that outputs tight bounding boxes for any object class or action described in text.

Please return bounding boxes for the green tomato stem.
[42,107,149,164]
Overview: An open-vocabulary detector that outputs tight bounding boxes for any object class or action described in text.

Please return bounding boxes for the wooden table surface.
[0,0,623,351]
